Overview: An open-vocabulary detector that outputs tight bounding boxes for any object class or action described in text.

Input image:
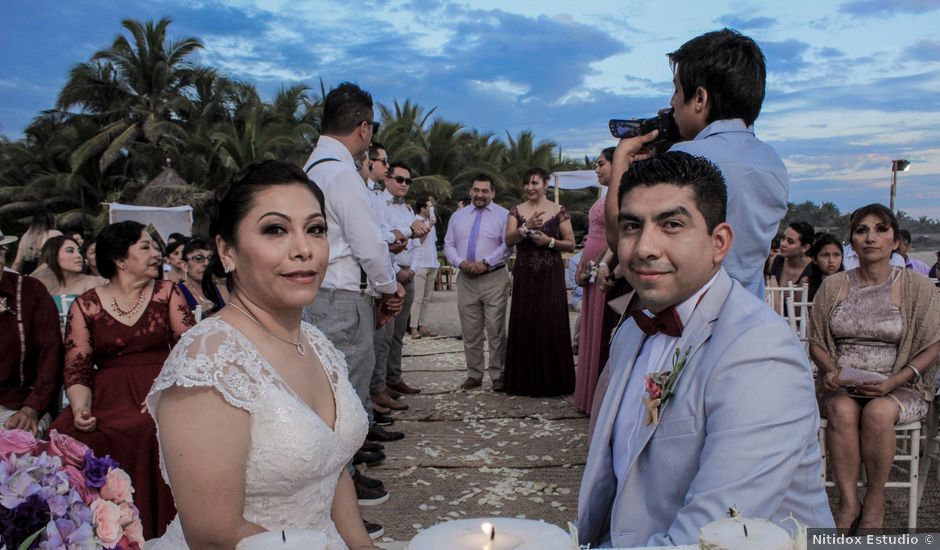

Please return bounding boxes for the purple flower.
[0,493,51,549]
[81,450,119,489]
[1,467,42,508]
[66,521,97,549]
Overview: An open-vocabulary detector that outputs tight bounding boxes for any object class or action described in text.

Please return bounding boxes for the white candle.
[236,528,329,550]
[410,518,569,550]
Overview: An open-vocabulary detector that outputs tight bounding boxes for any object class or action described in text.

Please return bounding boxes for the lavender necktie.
[466,208,484,261]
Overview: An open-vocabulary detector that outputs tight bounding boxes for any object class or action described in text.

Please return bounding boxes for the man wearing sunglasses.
[372,162,426,412]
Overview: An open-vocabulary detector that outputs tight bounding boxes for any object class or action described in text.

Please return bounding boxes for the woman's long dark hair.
[203,160,326,313]
[38,235,79,286]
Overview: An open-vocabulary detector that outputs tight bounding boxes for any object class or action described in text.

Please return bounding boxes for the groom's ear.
[710,222,733,267]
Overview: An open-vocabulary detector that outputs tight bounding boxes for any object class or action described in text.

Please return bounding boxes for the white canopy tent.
[549,170,606,203]
[107,203,193,242]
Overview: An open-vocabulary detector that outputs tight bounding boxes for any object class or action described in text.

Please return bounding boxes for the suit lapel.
[592,323,647,450]
[618,269,733,479]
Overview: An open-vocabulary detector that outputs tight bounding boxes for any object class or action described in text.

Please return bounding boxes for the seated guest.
[50,220,196,539]
[164,238,188,284]
[177,237,227,314]
[31,236,106,314]
[83,238,101,277]
[929,250,940,280]
[810,204,940,531]
[799,233,843,301]
[579,152,832,548]
[12,208,61,274]
[566,249,583,354]
[0,230,63,437]
[897,229,931,275]
[768,221,814,287]
[763,235,781,280]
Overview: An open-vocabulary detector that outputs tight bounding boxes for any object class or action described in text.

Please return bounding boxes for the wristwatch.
[482,259,491,268]
[548,238,556,249]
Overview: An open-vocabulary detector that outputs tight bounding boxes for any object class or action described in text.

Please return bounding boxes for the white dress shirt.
[302,136,397,295]
[412,215,440,270]
[443,202,512,268]
[383,190,418,269]
[611,271,719,488]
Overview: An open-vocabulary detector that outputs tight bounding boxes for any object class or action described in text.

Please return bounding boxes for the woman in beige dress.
[810,203,940,531]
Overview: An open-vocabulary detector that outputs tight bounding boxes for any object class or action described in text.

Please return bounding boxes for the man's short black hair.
[788,221,816,248]
[618,151,727,234]
[369,142,386,158]
[899,229,913,244]
[668,28,766,127]
[471,173,494,191]
[321,82,374,135]
[388,161,412,177]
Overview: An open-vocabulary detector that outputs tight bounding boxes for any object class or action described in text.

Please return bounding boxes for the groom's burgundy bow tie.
[631,306,683,338]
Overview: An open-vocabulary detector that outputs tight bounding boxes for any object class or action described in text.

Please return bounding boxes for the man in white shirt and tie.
[443,173,513,391]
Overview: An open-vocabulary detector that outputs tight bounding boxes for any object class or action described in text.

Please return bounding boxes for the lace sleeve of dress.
[146,318,272,419]
[302,322,348,387]
[63,292,95,389]
[509,206,522,223]
[557,205,570,223]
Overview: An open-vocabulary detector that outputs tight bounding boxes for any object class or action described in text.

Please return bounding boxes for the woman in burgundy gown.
[51,221,195,539]
[503,168,577,397]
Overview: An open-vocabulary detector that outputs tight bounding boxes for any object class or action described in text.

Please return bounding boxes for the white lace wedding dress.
[143,317,368,549]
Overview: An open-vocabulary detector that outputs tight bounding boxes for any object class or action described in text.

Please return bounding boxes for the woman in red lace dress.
[50,221,195,539]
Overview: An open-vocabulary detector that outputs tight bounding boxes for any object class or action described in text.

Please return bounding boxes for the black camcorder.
[608,108,681,154]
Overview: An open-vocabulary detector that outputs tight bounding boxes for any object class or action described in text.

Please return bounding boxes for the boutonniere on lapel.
[0,296,10,315]
[642,345,694,426]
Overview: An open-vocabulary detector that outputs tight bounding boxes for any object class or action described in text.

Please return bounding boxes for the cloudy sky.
[2,0,939,217]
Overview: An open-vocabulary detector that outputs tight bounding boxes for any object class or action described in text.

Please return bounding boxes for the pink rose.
[100,468,134,504]
[91,498,125,548]
[645,376,662,400]
[0,429,38,455]
[65,465,97,505]
[46,429,90,468]
[123,519,145,547]
[118,501,139,526]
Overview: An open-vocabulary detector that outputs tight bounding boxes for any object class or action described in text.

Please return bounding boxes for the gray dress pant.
[371,279,415,393]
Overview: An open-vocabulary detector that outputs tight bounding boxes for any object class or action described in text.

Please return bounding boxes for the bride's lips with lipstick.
[281,270,319,284]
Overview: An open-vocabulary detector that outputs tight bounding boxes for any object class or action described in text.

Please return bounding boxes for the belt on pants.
[317,287,375,304]
[483,264,506,273]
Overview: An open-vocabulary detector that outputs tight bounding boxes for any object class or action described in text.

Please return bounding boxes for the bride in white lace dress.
[145,161,379,550]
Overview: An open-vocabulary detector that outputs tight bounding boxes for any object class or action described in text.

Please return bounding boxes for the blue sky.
[2,0,939,217]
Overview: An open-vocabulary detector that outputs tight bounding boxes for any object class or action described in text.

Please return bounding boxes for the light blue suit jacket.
[578,269,833,548]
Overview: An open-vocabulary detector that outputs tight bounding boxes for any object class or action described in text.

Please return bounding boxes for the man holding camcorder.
[604,28,788,299]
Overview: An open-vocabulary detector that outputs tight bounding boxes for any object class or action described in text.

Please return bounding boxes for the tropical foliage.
[0,17,602,243]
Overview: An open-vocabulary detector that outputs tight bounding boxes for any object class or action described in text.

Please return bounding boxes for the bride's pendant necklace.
[228,302,306,356]
[110,284,147,318]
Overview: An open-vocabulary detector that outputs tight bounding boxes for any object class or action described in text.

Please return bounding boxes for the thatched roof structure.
[134,167,209,208]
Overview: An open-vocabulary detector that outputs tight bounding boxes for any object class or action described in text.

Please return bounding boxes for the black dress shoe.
[355,478,389,506]
[360,441,385,453]
[364,519,385,539]
[386,387,404,400]
[373,411,395,426]
[460,377,483,390]
[492,378,506,392]
[368,424,405,442]
[353,450,386,466]
[353,469,385,490]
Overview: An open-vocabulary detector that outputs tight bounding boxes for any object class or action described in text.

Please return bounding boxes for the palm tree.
[59,18,202,175]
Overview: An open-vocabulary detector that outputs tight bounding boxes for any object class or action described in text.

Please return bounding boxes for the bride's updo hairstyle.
[203,160,326,311]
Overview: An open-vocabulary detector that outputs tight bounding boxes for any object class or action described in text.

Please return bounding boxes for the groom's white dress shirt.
[612,273,717,488]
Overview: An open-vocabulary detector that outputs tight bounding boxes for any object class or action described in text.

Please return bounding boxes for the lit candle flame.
[481,522,494,539]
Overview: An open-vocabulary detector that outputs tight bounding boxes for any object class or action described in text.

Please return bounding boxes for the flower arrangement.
[642,346,693,426]
[0,429,144,550]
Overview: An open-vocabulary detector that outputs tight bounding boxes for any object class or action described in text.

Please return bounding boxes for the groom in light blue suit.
[578,152,833,548]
